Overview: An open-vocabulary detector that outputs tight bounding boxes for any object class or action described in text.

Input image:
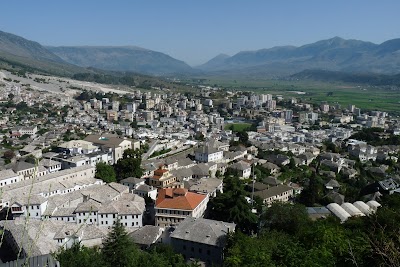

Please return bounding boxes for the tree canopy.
[95,162,117,183]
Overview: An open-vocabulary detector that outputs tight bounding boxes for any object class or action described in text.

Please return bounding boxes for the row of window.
[0,178,19,186]
[156,209,189,215]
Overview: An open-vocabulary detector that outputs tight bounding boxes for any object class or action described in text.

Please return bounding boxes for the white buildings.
[195,145,224,163]
[0,169,23,187]
[254,185,294,206]
[229,161,251,179]
[84,134,138,163]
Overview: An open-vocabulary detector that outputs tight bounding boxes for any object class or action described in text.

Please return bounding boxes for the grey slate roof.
[230,161,251,171]
[325,179,340,188]
[253,185,293,200]
[170,217,235,247]
[0,169,19,181]
[129,225,162,246]
[263,176,283,186]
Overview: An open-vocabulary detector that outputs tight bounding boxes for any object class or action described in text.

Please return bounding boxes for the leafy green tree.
[114,157,143,181]
[55,242,104,267]
[102,219,140,267]
[95,162,117,183]
[262,202,311,236]
[207,175,257,234]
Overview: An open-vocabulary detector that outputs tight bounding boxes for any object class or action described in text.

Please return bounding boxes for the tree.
[95,162,116,183]
[102,219,140,267]
[55,242,104,267]
[3,150,15,160]
[262,202,310,236]
[114,157,143,181]
[207,175,257,234]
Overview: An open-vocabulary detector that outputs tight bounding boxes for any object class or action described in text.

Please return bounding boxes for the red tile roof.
[156,188,207,210]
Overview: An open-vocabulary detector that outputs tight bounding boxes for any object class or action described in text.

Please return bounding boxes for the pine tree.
[102,219,140,267]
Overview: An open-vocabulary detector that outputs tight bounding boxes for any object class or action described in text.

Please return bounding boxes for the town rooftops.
[58,140,97,150]
[120,177,146,185]
[12,161,36,172]
[156,188,207,210]
[170,217,235,247]
[84,134,131,147]
[253,184,293,200]
[0,169,19,181]
[195,145,219,155]
[230,161,251,171]
[129,225,163,247]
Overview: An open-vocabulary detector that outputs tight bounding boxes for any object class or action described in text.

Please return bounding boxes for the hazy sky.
[1,1,399,65]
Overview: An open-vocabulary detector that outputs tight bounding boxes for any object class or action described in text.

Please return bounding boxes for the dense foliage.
[206,174,258,234]
[224,194,400,267]
[95,162,117,183]
[350,127,400,146]
[114,148,144,181]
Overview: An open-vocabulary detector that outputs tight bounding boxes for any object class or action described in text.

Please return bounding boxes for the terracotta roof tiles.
[156,188,206,210]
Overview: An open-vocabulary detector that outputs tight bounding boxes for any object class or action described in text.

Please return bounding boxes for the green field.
[200,77,400,114]
[224,123,252,132]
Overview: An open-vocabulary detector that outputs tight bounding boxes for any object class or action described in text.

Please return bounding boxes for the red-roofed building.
[155,188,209,227]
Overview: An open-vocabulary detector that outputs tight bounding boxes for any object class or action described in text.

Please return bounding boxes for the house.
[190,163,218,179]
[229,161,251,179]
[84,134,137,163]
[325,179,341,190]
[155,188,209,227]
[298,152,316,166]
[253,185,294,206]
[58,140,98,155]
[133,184,158,201]
[149,167,182,189]
[12,161,48,180]
[129,225,164,249]
[187,177,223,197]
[74,193,145,228]
[169,217,235,266]
[261,162,280,175]
[265,154,290,166]
[120,177,146,192]
[0,169,23,187]
[39,158,62,173]
[320,160,342,173]
[262,176,283,187]
[195,145,224,163]
[171,168,193,182]
[348,142,377,162]
[10,195,48,219]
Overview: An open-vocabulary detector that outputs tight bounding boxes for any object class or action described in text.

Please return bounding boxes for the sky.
[1,1,400,66]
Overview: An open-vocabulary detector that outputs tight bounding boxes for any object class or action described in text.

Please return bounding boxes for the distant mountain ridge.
[198,37,400,76]
[0,29,196,76]
[0,30,63,62]
[2,29,400,78]
[47,46,195,75]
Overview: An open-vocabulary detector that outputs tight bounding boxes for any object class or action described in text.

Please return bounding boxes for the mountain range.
[47,46,194,75]
[198,37,400,76]
[1,29,400,80]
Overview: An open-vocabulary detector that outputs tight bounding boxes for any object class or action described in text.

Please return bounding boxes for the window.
[183,245,186,251]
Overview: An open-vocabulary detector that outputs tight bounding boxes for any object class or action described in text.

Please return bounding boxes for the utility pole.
[251,163,256,206]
